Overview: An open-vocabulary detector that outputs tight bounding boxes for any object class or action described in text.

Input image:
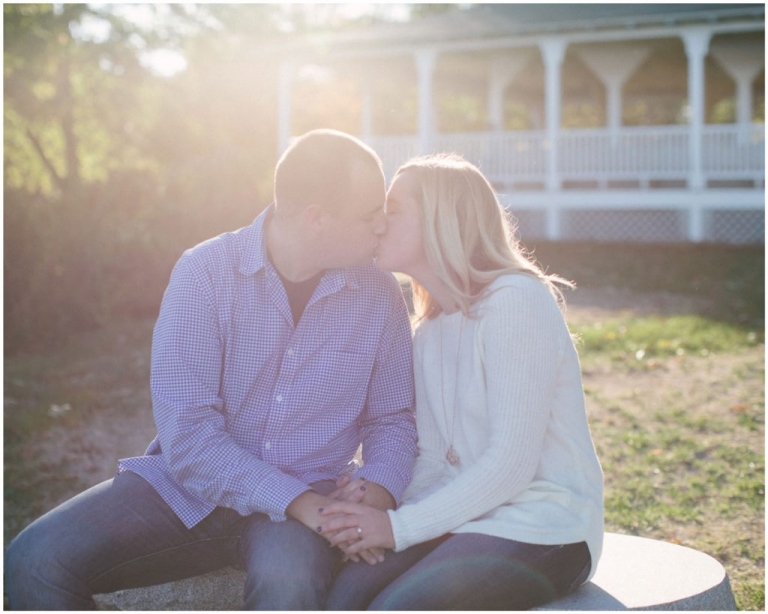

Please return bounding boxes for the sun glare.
[140,48,187,78]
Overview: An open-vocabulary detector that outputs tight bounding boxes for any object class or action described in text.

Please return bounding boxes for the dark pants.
[326,532,591,610]
[4,472,340,610]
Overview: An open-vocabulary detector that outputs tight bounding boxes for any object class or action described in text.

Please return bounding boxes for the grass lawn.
[4,242,765,610]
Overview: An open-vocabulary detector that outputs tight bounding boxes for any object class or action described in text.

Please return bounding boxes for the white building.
[275,4,765,244]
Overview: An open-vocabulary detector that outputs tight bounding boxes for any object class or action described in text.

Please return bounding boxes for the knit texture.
[387,273,604,580]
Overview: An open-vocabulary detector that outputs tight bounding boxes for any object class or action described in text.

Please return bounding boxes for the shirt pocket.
[297,349,372,412]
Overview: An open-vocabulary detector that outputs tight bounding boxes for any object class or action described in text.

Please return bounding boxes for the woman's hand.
[328,475,367,503]
[330,476,396,510]
[319,501,396,555]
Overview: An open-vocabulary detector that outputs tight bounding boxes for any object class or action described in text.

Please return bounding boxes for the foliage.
[5,4,468,355]
[3,5,283,354]
[5,5,162,195]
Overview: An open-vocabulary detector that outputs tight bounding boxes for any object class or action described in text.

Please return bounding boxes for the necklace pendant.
[446,445,460,466]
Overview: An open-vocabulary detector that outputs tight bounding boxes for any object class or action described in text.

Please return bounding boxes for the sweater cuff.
[387,507,418,552]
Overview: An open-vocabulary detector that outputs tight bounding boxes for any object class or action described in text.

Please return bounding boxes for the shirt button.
[275,394,283,403]
[287,349,294,356]
[264,441,272,450]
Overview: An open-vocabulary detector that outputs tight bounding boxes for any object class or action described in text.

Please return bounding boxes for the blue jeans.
[326,532,591,610]
[4,472,340,610]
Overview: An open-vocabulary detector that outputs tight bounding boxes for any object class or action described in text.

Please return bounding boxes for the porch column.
[277,60,296,156]
[540,38,567,240]
[683,29,712,242]
[487,52,534,131]
[415,48,438,154]
[710,40,764,138]
[576,45,650,141]
[360,72,373,142]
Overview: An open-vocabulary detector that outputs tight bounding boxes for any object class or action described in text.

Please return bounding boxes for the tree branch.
[25,126,65,190]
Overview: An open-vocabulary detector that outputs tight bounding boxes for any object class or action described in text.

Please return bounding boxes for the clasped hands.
[319,476,396,566]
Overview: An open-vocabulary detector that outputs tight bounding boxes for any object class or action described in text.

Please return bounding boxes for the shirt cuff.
[253,473,313,522]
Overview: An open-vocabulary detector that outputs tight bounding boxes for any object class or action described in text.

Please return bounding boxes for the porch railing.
[558,125,689,183]
[368,124,765,187]
[703,124,765,180]
[366,125,763,244]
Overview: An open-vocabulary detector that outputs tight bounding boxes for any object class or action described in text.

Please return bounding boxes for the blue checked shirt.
[118,207,417,529]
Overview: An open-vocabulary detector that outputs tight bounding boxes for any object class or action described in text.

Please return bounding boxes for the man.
[5,129,418,610]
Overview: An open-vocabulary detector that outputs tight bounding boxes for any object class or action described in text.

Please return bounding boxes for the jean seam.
[90,534,237,587]
[567,556,592,593]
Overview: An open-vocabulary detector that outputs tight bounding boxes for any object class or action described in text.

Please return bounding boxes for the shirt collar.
[238,204,362,290]
[238,205,272,277]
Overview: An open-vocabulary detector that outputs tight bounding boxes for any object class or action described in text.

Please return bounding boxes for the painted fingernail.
[316,526,322,533]
[360,485,367,491]
[361,477,366,481]
[318,507,324,512]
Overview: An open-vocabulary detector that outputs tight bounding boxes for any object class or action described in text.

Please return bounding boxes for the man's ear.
[303,204,325,234]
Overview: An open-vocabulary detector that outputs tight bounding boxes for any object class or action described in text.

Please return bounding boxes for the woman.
[320,154,603,610]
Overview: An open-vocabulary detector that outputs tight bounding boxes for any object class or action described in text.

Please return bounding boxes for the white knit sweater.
[387,273,604,580]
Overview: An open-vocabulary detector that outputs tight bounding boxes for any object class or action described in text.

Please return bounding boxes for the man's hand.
[286,490,333,531]
[329,476,396,511]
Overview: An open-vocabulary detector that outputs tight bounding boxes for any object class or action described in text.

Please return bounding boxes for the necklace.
[439,314,464,467]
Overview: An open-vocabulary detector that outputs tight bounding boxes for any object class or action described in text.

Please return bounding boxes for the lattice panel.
[562,209,689,243]
[705,210,765,244]
[509,210,548,241]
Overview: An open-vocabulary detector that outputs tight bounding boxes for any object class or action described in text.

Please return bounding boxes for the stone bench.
[94,532,737,610]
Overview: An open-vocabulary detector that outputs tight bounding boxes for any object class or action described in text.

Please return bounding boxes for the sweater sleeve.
[399,336,447,502]
[388,277,566,551]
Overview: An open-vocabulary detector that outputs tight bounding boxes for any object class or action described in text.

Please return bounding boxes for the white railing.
[558,125,690,182]
[431,131,547,184]
[367,124,764,187]
[703,124,765,179]
[366,135,420,180]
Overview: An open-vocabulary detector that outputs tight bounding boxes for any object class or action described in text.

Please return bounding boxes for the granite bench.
[94,532,737,610]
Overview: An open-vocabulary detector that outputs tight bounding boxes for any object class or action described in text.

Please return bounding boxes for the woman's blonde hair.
[395,153,573,322]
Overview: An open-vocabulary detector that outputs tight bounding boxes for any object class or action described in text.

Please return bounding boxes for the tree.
[4,4,180,352]
[4,3,424,354]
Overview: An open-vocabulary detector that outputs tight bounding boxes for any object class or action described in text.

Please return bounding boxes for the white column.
[487,52,533,131]
[360,73,373,142]
[277,60,296,157]
[540,38,567,240]
[710,41,764,132]
[683,29,712,201]
[736,78,753,128]
[576,45,651,139]
[415,49,438,154]
[487,76,506,132]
